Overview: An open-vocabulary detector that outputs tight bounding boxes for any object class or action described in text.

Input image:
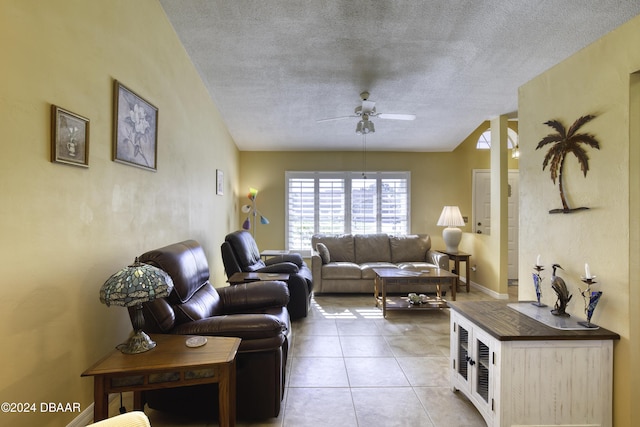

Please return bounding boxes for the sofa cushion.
[313,234,355,262]
[360,262,398,279]
[321,262,362,279]
[316,243,330,264]
[354,234,391,264]
[389,234,431,263]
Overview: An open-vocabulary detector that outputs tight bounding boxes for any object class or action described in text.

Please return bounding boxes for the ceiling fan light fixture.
[356,119,375,135]
[365,120,374,134]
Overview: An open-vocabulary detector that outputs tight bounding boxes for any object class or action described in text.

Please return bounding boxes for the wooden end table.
[372,267,458,318]
[227,272,290,285]
[437,250,471,292]
[259,249,290,260]
[82,334,241,426]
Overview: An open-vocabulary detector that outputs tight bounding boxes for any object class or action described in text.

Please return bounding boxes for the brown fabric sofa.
[311,233,449,294]
[131,240,291,420]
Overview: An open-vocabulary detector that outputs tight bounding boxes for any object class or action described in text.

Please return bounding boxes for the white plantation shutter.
[318,178,345,234]
[380,176,409,233]
[351,178,377,234]
[286,171,410,253]
[287,177,315,251]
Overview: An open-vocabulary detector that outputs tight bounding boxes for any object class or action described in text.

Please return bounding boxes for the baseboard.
[66,403,94,427]
[66,394,118,427]
[469,280,510,300]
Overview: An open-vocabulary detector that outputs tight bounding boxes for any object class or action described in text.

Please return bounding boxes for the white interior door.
[473,170,519,280]
[472,170,491,235]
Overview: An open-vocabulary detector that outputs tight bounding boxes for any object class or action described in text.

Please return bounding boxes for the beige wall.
[519,14,640,426]
[0,1,238,426]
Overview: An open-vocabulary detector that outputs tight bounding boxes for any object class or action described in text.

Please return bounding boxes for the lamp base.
[442,227,462,253]
[117,330,156,354]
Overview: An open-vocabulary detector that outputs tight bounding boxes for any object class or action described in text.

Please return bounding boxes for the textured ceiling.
[159,1,640,152]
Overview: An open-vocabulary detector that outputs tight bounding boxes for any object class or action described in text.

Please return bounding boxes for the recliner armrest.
[257,262,300,274]
[217,281,290,312]
[172,312,288,341]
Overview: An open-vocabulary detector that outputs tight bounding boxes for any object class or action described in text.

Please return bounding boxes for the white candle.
[585,263,591,279]
[536,254,541,266]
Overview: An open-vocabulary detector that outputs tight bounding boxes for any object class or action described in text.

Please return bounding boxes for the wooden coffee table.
[372,267,458,317]
[82,334,241,426]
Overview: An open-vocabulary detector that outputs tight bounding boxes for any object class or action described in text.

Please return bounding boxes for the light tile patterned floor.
[111,285,517,426]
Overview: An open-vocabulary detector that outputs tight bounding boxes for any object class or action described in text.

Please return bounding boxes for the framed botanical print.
[51,105,89,167]
[113,80,158,171]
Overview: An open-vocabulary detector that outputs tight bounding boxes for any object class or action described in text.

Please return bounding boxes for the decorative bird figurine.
[550,264,572,317]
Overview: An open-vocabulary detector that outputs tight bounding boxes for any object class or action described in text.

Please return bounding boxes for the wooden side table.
[82,334,241,426]
[227,272,289,285]
[259,249,290,260]
[437,250,471,292]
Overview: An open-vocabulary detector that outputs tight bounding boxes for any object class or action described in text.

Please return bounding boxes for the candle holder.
[531,265,546,307]
[578,277,601,328]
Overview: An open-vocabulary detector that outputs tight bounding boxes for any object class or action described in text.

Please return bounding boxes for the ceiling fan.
[317,91,416,134]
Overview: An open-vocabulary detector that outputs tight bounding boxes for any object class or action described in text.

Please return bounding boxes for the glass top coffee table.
[372,267,458,317]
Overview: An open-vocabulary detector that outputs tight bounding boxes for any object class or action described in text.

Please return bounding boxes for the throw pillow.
[316,243,331,264]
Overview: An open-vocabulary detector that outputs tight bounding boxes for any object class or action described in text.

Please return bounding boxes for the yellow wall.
[519,14,640,426]
[238,121,518,295]
[240,150,469,248]
[0,1,238,425]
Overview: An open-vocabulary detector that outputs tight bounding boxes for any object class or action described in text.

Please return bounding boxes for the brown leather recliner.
[130,240,291,420]
[221,230,313,320]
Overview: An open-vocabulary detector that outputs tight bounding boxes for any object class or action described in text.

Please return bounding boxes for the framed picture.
[113,80,158,171]
[51,105,89,167]
[216,169,224,195]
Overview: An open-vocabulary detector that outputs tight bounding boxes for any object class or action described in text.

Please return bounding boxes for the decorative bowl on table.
[408,293,428,305]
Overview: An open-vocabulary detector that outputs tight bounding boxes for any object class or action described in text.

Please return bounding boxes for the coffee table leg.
[381,278,387,318]
[373,275,378,306]
[451,277,456,301]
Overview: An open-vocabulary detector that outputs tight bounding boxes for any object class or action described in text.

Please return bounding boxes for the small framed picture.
[51,105,89,167]
[216,169,224,195]
[113,80,158,171]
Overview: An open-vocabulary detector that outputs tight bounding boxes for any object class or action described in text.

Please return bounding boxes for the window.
[286,171,410,253]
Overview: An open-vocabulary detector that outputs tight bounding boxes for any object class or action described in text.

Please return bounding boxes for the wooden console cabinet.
[449,301,619,427]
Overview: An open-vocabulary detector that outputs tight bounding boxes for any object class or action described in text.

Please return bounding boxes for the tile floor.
[111,285,517,427]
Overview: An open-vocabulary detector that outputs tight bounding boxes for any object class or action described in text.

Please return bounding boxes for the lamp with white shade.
[437,206,465,253]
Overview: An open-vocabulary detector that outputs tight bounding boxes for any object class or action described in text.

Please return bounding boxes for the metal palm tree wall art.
[535,115,600,214]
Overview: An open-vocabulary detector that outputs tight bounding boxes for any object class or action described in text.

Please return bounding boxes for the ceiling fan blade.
[377,113,416,120]
[316,115,357,123]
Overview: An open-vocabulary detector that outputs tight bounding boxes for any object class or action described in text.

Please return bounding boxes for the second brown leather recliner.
[221,230,313,319]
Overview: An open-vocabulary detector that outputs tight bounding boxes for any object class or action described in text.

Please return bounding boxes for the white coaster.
[185,336,207,348]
